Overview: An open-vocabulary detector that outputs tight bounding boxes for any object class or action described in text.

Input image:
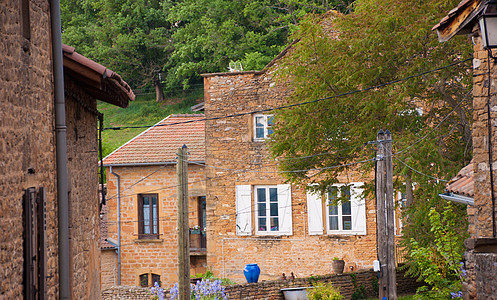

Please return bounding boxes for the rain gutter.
[50,0,70,298]
[439,192,475,206]
[110,166,121,285]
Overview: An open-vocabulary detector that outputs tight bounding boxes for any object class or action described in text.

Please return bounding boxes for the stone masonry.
[105,164,206,287]
[463,24,497,300]
[0,1,58,298]
[202,60,381,283]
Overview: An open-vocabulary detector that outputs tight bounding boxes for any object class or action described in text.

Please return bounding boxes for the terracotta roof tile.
[103,114,205,165]
[446,162,474,197]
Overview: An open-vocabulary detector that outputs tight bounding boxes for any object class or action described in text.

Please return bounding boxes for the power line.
[103,57,472,131]
[393,157,448,183]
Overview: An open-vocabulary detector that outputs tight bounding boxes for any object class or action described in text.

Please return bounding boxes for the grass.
[99,89,203,157]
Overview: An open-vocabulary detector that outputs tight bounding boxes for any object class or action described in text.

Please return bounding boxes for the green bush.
[307,283,343,300]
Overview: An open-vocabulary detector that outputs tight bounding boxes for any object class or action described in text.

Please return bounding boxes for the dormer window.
[254,114,274,140]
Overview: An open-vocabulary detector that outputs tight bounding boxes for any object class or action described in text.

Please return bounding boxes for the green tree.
[166,0,354,89]
[61,0,173,102]
[269,0,472,282]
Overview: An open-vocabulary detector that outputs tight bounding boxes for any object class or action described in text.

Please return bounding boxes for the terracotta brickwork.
[104,164,206,287]
[463,28,497,300]
[202,66,379,283]
[0,1,58,298]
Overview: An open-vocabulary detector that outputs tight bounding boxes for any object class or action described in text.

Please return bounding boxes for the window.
[253,114,274,140]
[327,186,352,231]
[306,183,366,235]
[256,186,279,232]
[23,187,46,299]
[139,273,160,287]
[138,194,159,239]
[235,184,292,236]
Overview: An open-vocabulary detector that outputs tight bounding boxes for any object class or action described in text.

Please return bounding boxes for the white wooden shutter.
[306,189,323,235]
[236,185,252,236]
[277,184,292,235]
[350,183,366,235]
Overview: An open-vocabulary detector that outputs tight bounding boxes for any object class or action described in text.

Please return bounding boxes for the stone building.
[200,18,405,281]
[434,0,497,298]
[0,1,134,298]
[102,114,206,288]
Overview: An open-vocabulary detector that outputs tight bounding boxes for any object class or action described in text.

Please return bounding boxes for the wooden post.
[385,130,397,300]
[177,145,190,300]
[376,130,388,300]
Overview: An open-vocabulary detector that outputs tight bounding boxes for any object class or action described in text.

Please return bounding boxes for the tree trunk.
[154,79,165,103]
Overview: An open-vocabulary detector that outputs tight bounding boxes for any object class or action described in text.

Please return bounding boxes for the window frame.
[253,114,274,140]
[139,273,160,287]
[254,185,280,235]
[137,193,159,239]
[325,183,366,235]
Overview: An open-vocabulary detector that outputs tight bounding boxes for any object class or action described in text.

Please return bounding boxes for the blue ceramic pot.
[243,263,261,283]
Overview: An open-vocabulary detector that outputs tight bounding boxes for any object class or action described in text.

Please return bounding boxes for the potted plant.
[190,225,204,234]
[331,257,345,275]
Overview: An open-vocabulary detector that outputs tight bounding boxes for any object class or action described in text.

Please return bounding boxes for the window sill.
[133,238,164,243]
[326,232,366,236]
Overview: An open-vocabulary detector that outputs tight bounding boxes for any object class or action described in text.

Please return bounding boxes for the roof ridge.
[169,113,205,117]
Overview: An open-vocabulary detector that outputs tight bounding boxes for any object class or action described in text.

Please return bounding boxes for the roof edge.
[103,161,205,167]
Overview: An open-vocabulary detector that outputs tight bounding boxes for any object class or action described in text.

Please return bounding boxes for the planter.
[281,287,312,300]
[243,263,261,283]
[331,259,345,274]
[190,229,203,234]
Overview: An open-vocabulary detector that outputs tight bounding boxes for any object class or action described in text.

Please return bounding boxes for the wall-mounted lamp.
[479,0,497,49]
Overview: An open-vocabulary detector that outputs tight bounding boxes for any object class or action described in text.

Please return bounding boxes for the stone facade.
[64,79,103,299]
[202,64,382,283]
[0,1,131,298]
[463,25,497,300]
[104,164,207,287]
[0,1,58,298]
[101,249,118,290]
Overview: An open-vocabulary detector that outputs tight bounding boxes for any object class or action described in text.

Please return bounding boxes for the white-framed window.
[306,182,366,235]
[235,184,292,236]
[253,114,274,140]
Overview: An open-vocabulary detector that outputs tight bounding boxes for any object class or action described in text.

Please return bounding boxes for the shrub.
[307,283,344,300]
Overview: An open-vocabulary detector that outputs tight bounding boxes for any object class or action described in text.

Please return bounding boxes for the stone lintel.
[465,237,497,253]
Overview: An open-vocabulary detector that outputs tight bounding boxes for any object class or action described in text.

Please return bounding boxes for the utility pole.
[177,145,190,300]
[375,130,397,300]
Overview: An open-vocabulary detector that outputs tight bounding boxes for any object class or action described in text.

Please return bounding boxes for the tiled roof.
[100,203,116,250]
[103,114,205,166]
[446,162,474,197]
[62,44,135,107]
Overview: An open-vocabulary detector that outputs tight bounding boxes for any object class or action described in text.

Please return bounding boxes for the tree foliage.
[269,0,472,278]
[60,0,354,94]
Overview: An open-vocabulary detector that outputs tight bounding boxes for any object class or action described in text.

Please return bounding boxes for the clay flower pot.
[331,259,345,275]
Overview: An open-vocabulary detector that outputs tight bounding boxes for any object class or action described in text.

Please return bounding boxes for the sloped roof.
[62,44,135,107]
[432,0,485,42]
[103,114,205,166]
[446,162,474,197]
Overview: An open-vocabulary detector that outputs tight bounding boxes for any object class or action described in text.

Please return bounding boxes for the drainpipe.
[110,166,121,285]
[50,0,70,298]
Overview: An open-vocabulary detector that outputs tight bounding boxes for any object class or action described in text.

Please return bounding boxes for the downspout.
[110,166,121,285]
[50,0,70,298]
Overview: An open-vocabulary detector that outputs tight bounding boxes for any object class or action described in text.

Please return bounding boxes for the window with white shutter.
[326,183,366,235]
[236,185,252,236]
[306,189,323,235]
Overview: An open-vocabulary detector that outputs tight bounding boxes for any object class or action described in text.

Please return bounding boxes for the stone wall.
[64,80,103,298]
[0,0,58,298]
[104,164,206,287]
[202,66,379,283]
[102,249,118,290]
[462,25,497,300]
[101,268,422,300]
